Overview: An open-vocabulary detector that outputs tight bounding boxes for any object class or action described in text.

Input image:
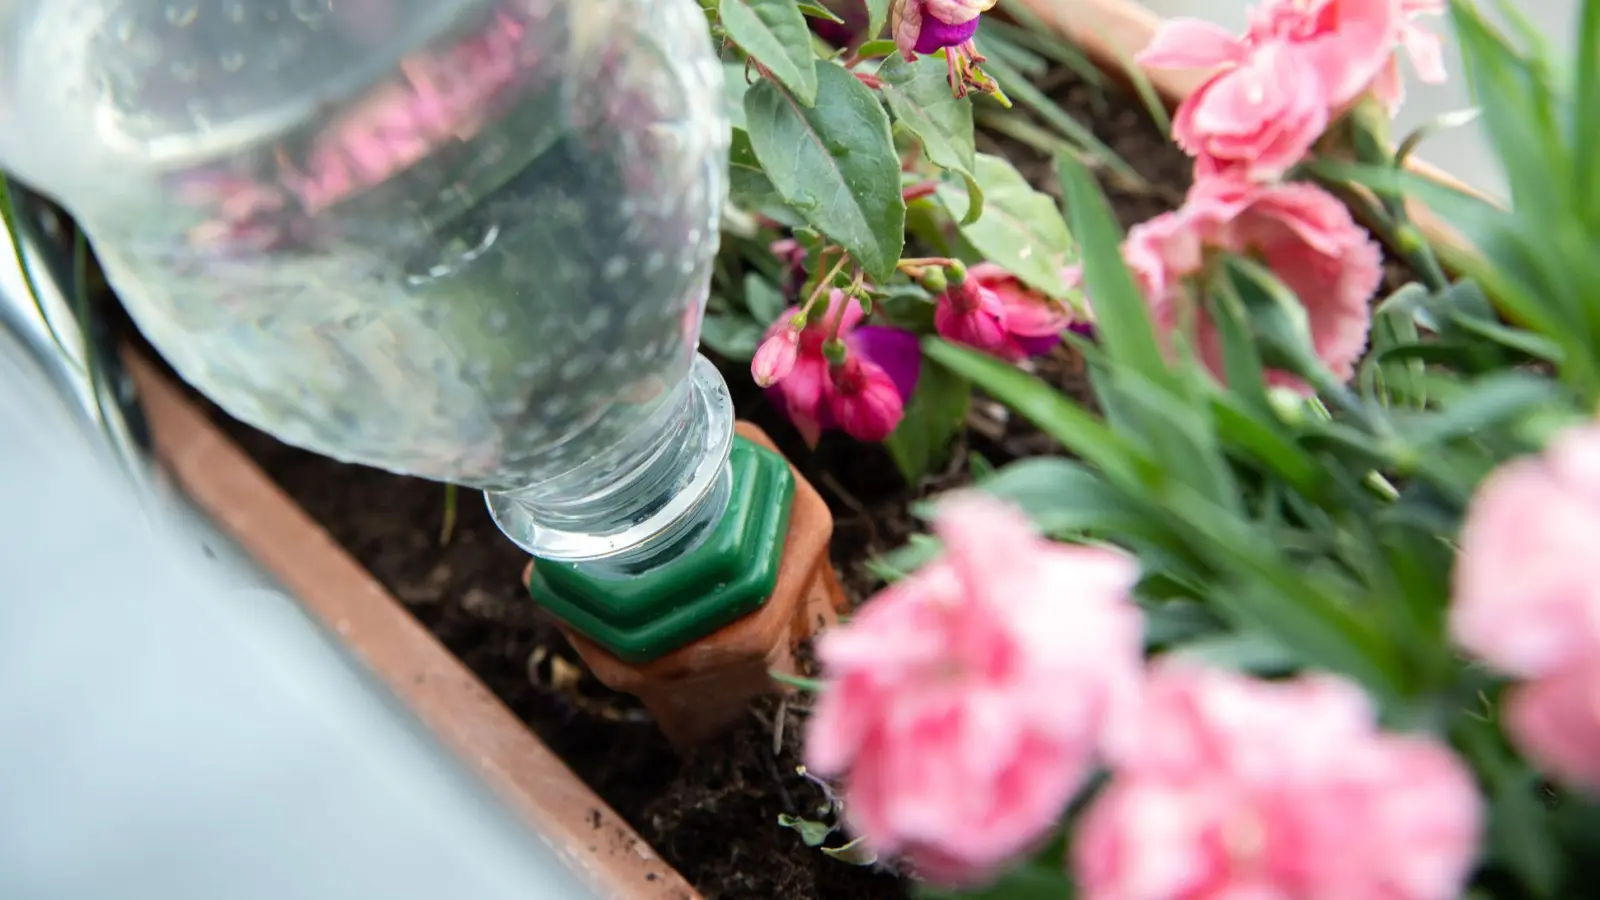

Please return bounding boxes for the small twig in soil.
[817,471,880,548]
[773,697,789,756]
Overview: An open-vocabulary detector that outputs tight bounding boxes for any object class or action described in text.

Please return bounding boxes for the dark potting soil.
[170,65,1416,900]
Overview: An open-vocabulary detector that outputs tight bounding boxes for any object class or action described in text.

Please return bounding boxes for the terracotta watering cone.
[526,422,847,748]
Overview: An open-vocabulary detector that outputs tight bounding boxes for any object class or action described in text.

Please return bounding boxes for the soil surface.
[172,64,1415,900]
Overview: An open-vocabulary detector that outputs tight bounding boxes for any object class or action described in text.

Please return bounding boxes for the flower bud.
[751,328,800,388]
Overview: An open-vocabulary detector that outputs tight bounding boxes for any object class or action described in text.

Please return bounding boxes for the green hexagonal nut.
[526,436,796,663]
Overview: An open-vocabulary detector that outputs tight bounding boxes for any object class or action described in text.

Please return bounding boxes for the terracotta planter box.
[120,3,1489,897]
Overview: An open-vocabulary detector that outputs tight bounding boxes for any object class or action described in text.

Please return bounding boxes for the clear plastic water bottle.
[0,0,734,563]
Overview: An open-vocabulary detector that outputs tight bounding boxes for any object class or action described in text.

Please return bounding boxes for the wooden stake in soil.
[529,423,847,749]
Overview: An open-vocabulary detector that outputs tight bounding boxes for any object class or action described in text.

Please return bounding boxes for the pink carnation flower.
[806,493,1143,886]
[1169,39,1329,182]
[1075,663,1482,900]
[934,263,1074,361]
[1123,178,1380,391]
[1451,425,1600,791]
[1141,0,1447,174]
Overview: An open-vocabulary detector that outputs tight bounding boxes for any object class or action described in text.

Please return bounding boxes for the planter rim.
[1011,0,1495,267]
[126,353,702,900]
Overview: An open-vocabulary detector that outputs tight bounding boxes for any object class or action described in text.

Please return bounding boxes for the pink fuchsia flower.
[1075,663,1483,900]
[761,290,921,446]
[933,263,1074,360]
[806,493,1143,886]
[1450,425,1600,791]
[891,0,999,97]
[1169,39,1329,182]
[829,355,904,442]
[1123,178,1380,391]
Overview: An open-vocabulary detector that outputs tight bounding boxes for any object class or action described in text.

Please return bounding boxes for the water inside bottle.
[7,0,728,492]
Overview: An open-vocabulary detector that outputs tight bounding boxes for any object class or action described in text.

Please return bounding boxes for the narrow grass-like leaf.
[1055,155,1172,384]
[921,336,1144,484]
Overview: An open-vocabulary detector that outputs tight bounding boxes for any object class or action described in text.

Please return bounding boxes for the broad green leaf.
[921,337,1145,485]
[938,154,1072,298]
[795,2,843,23]
[728,127,781,208]
[877,54,983,223]
[865,0,891,38]
[884,358,970,484]
[723,62,751,129]
[719,0,819,105]
[699,312,763,360]
[866,532,942,581]
[745,63,907,281]
[1055,155,1172,384]
[743,273,788,324]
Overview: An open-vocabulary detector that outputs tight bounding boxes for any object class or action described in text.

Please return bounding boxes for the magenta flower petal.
[914,16,981,54]
[849,326,922,402]
[1013,333,1062,358]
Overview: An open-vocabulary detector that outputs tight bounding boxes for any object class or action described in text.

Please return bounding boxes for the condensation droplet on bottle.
[603,255,628,281]
[645,251,666,274]
[485,310,510,330]
[169,59,199,82]
[290,0,330,27]
[115,19,134,42]
[165,2,199,27]
[224,0,247,23]
[219,52,245,73]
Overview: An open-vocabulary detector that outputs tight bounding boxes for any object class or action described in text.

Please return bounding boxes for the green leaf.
[744,273,788,324]
[884,358,970,484]
[723,62,752,130]
[820,836,879,866]
[877,54,982,222]
[699,312,764,360]
[1401,372,1559,447]
[864,0,890,38]
[729,127,781,207]
[795,2,844,23]
[915,863,1073,900]
[720,0,819,105]
[1489,769,1564,897]
[913,456,1156,538]
[745,63,907,281]
[937,154,1073,298]
[1167,630,1300,674]
[1055,155,1172,385]
[776,814,835,847]
[866,532,942,581]
[921,337,1145,485]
